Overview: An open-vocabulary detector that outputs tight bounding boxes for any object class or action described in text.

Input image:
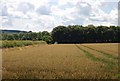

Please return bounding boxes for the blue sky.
[0,0,119,32]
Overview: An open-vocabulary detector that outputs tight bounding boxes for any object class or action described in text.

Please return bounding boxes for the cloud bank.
[0,0,119,32]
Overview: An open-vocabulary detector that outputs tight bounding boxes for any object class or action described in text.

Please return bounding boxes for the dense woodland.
[0,25,120,44]
[52,25,120,43]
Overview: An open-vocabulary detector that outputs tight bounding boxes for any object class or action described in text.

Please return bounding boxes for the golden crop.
[2,43,119,79]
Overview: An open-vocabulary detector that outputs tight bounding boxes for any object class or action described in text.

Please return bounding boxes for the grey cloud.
[89,18,107,22]
[119,1,120,10]
[76,2,92,16]
[49,0,58,6]
[64,20,83,26]
[62,16,84,25]
[118,1,120,25]
[36,0,58,15]
[1,4,8,16]
[60,2,91,25]
[36,6,51,15]
[2,18,13,27]
[17,2,35,14]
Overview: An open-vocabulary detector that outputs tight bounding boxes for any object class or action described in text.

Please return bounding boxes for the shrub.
[42,36,53,44]
[1,40,46,48]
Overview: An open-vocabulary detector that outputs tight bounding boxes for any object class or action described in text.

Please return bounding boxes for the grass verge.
[0,40,46,48]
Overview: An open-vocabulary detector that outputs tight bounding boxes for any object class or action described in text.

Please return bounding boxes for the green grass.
[75,44,98,61]
[81,45,117,60]
[75,44,116,69]
[0,40,46,48]
[115,73,120,78]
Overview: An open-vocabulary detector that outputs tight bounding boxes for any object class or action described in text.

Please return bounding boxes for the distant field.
[0,40,46,48]
[2,43,119,79]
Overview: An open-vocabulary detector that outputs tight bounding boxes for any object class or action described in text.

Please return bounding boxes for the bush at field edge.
[0,40,46,48]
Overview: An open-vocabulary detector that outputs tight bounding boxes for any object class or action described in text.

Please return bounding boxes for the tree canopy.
[52,25,120,43]
[1,25,120,44]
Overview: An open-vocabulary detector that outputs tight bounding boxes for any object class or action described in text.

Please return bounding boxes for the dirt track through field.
[78,44,117,62]
[75,44,118,69]
[2,44,118,79]
[82,43,118,57]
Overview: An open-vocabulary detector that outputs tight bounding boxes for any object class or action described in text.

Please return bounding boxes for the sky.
[0,0,119,32]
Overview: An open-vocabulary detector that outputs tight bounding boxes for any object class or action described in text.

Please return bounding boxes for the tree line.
[1,25,120,44]
[52,25,120,43]
[0,31,53,44]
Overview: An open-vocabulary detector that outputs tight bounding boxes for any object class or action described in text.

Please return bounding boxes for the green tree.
[37,32,42,40]
[2,33,8,40]
[52,25,119,43]
[7,34,14,40]
[13,34,19,40]
[42,36,53,44]
[42,31,50,37]
[52,26,68,43]
[29,32,38,40]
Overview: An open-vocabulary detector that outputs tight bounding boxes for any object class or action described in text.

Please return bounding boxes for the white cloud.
[0,0,119,32]
[17,2,35,14]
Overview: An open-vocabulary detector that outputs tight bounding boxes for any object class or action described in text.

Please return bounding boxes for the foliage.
[1,31,53,44]
[0,40,46,48]
[52,25,120,43]
[1,25,120,44]
[42,36,53,44]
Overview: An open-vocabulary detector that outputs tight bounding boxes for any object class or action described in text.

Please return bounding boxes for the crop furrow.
[81,45,117,60]
[75,44,116,68]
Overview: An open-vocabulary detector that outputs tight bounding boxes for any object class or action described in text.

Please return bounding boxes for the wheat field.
[2,43,119,79]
